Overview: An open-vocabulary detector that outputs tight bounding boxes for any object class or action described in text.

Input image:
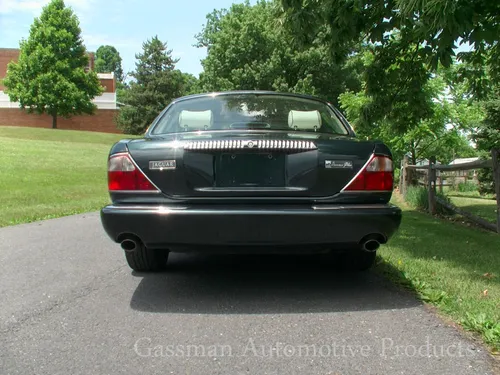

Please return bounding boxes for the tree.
[279,0,500,78]
[442,58,499,195]
[3,0,103,129]
[94,45,124,82]
[476,98,500,152]
[465,61,500,154]
[181,72,200,95]
[279,0,500,138]
[340,56,481,166]
[116,36,185,134]
[196,0,363,106]
[475,96,500,195]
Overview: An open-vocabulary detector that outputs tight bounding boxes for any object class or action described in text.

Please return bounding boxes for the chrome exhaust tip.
[120,239,138,253]
[362,239,380,252]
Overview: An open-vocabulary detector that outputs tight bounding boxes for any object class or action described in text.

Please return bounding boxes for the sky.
[0,0,254,77]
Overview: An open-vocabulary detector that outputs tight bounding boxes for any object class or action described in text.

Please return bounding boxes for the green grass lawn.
[0,126,130,227]
[378,194,500,351]
[448,196,498,223]
[445,189,496,199]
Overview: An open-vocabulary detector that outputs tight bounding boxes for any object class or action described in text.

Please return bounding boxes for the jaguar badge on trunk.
[149,160,176,170]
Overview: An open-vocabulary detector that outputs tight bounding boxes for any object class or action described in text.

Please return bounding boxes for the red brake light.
[343,155,393,192]
[108,153,158,191]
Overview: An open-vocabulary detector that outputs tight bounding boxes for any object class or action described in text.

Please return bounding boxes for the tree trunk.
[409,143,417,166]
[52,113,57,129]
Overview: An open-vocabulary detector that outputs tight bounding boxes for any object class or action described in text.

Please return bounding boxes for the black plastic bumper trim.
[101,204,402,250]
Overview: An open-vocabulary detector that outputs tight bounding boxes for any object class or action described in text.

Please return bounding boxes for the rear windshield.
[150,94,349,135]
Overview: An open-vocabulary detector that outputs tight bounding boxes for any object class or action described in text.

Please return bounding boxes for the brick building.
[0,48,121,133]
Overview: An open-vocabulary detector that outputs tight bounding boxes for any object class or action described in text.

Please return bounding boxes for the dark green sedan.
[101,91,402,272]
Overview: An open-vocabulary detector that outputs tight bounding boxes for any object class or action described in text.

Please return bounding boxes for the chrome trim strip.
[109,152,129,158]
[184,139,317,151]
[104,205,188,211]
[195,187,307,192]
[312,204,391,210]
[340,190,393,193]
[104,204,395,212]
[340,153,375,192]
[111,152,162,193]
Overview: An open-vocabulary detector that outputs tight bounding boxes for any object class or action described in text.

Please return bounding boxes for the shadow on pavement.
[130,253,420,314]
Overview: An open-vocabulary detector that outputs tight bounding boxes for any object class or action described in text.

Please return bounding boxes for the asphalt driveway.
[0,213,497,375]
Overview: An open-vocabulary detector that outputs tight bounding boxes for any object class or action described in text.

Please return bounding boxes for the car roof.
[171,90,331,105]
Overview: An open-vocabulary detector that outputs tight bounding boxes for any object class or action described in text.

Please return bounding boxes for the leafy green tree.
[116,36,185,134]
[3,0,103,129]
[475,97,500,195]
[196,0,362,105]
[477,158,496,196]
[279,0,500,139]
[443,58,499,195]
[181,73,200,95]
[340,59,481,166]
[94,45,124,82]
[280,0,500,77]
[465,62,500,154]
[476,98,500,152]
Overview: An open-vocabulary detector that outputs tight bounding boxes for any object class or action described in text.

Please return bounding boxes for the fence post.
[428,156,436,215]
[492,149,500,233]
[402,155,408,197]
[399,159,403,191]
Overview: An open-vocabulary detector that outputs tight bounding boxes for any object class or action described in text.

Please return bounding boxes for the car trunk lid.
[126,132,375,198]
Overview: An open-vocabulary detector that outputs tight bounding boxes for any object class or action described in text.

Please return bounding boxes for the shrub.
[457,181,478,193]
[393,168,401,188]
[405,186,428,211]
[477,167,495,196]
[405,186,452,215]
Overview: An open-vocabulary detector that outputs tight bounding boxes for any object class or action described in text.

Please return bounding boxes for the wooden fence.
[400,149,500,233]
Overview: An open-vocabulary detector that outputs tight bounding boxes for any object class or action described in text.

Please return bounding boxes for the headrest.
[288,110,321,131]
[179,110,213,131]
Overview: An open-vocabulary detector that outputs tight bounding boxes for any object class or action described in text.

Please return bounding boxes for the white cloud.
[0,0,46,13]
[0,0,94,14]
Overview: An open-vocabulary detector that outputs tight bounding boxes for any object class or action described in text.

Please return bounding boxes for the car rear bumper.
[100,203,402,252]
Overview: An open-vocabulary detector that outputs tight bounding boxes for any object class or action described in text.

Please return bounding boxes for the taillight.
[108,153,158,191]
[343,155,393,191]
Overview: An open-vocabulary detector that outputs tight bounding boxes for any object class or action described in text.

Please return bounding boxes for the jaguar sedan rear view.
[100,91,402,272]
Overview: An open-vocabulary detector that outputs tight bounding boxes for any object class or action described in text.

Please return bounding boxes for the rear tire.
[124,243,169,272]
[341,250,377,271]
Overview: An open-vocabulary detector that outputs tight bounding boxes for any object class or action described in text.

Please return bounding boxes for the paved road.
[0,213,497,375]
